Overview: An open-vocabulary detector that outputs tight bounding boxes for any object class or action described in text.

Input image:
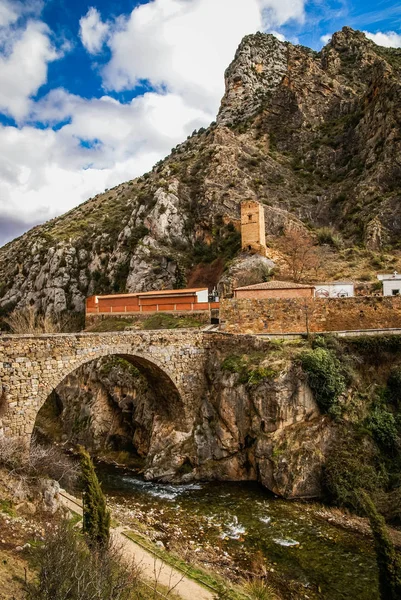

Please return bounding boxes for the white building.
[377,272,401,296]
[314,281,354,298]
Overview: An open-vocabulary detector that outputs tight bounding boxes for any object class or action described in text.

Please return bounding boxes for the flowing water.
[97,465,378,600]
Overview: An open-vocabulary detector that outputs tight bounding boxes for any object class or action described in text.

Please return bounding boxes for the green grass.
[86,313,205,332]
[125,531,249,600]
[141,313,204,330]
[0,499,15,516]
[86,318,136,332]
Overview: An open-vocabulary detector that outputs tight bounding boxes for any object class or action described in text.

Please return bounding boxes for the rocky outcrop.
[38,339,336,499]
[217,33,288,125]
[1,28,401,317]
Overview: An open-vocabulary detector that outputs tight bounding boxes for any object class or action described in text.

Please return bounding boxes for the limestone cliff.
[1,27,401,317]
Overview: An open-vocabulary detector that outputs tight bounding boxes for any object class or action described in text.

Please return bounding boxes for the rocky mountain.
[1,27,401,318]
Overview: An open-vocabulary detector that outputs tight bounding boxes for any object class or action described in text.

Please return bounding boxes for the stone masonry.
[0,330,208,441]
[241,200,267,256]
[221,296,401,334]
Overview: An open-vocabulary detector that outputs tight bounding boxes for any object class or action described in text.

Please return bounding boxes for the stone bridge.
[0,330,211,441]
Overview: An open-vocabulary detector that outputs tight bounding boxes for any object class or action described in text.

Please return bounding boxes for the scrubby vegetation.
[222,353,277,385]
[26,521,142,600]
[300,346,346,416]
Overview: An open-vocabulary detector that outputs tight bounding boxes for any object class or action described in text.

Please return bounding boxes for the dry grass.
[4,307,64,334]
[244,580,280,599]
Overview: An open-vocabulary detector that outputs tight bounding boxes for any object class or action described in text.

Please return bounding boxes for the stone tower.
[241,200,267,256]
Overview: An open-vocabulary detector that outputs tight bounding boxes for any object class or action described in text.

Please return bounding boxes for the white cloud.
[258,0,305,29]
[0,0,19,28]
[0,20,59,119]
[0,89,211,241]
[79,7,109,54]
[364,30,401,48]
[320,33,332,45]
[268,30,286,42]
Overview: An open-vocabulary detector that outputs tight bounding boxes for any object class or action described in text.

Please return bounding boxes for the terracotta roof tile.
[235,281,314,291]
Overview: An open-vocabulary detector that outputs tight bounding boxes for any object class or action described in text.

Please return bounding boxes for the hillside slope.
[1,27,401,317]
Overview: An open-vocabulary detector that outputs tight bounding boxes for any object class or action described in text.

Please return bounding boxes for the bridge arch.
[29,348,187,444]
[1,331,207,445]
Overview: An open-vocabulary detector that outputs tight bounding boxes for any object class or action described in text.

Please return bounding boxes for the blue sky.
[0,0,400,246]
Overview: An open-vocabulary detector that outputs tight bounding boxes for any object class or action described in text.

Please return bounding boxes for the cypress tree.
[78,446,110,549]
[360,490,401,600]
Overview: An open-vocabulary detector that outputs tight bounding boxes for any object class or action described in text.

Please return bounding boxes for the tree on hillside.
[360,490,401,600]
[277,228,321,282]
[79,446,110,549]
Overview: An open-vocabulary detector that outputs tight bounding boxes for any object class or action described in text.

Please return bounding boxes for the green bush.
[316,226,343,248]
[347,335,401,357]
[222,354,276,385]
[366,407,399,453]
[301,348,346,415]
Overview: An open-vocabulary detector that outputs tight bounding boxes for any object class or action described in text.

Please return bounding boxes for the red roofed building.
[86,288,219,317]
[234,281,315,299]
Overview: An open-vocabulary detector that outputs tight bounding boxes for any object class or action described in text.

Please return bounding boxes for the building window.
[392,289,400,296]
[248,214,252,221]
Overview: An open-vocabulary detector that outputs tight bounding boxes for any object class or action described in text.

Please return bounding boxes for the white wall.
[314,283,354,298]
[383,280,401,296]
[196,289,209,303]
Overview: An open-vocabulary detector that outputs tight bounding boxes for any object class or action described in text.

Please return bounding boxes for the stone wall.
[220,296,401,334]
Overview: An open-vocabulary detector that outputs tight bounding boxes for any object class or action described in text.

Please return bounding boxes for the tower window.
[248,214,252,221]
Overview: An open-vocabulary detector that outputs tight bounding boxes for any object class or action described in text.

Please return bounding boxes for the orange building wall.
[86,294,219,316]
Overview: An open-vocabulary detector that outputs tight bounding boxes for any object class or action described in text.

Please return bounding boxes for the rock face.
[38,341,334,499]
[1,27,401,317]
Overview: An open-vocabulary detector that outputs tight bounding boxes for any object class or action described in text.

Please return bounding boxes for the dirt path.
[59,491,214,600]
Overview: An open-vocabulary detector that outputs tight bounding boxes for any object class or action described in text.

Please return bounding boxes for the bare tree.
[276,228,321,282]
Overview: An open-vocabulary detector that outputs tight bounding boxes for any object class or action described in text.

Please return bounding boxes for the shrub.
[300,348,346,415]
[316,226,343,248]
[222,355,276,385]
[0,436,79,489]
[26,520,140,600]
[366,407,399,453]
[348,335,401,357]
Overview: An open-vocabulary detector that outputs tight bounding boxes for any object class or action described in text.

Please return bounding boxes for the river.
[96,464,378,600]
